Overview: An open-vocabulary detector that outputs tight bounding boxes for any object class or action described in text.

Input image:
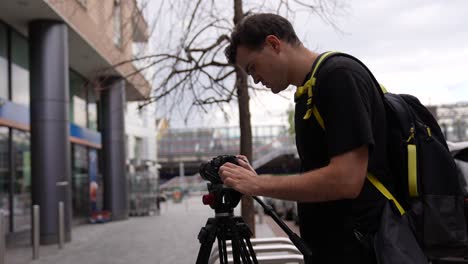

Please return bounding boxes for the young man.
[220,13,390,263]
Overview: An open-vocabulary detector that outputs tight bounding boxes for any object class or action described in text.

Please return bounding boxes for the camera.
[199,155,239,184]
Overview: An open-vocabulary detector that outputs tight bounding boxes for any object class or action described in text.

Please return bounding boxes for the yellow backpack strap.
[367,173,405,215]
[380,84,388,94]
[295,51,338,127]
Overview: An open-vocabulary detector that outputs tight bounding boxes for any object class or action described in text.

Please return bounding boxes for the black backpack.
[298,51,467,258]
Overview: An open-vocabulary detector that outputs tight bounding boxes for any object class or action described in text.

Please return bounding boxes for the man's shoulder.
[316,54,370,80]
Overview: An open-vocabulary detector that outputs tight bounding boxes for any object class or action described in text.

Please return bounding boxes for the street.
[6,195,275,264]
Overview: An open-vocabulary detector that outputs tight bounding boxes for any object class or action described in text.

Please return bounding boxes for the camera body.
[199,155,239,184]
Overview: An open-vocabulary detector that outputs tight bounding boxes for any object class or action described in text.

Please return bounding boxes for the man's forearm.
[257,166,359,202]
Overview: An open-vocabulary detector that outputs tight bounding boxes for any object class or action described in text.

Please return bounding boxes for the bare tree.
[127,0,346,236]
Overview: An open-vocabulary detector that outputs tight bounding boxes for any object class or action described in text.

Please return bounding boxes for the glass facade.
[70,70,99,131]
[0,127,33,233]
[113,1,122,47]
[0,23,7,99]
[12,129,30,232]
[134,137,143,158]
[0,21,105,234]
[11,31,29,106]
[70,71,88,127]
[0,127,9,230]
[89,149,103,212]
[72,144,89,218]
[88,88,98,130]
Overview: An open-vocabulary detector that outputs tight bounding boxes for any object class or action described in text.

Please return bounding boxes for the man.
[220,13,390,264]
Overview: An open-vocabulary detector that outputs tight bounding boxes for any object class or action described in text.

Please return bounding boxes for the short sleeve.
[316,68,374,158]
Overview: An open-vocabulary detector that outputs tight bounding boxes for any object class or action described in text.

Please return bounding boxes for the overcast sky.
[146,0,468,128]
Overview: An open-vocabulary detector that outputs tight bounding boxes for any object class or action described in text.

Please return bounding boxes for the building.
[125,102,159,215]
[433,103,468,142]
[0,0,150,244]
[157,125,297,181]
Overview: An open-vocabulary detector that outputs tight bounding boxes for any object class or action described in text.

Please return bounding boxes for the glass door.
[72,144,89,218]
[12,129,31,232]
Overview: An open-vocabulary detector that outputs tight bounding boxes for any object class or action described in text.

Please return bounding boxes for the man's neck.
[288,46,319,87]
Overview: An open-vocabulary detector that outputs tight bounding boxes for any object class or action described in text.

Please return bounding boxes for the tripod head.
[199,155,242,215]
[202,183,241,215]
[199,155,242,216]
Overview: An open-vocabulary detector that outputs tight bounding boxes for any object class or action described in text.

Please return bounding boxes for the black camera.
[199,155,239,184]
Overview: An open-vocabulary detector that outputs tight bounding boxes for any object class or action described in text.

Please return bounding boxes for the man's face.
[236,43,289,94]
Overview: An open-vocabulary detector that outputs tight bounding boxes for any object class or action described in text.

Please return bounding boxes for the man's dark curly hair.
[224,13,301,64]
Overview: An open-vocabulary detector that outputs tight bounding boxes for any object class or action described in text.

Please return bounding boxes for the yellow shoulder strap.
[367,173,405,215]
[295,51,338,125]
[380,84,388,94]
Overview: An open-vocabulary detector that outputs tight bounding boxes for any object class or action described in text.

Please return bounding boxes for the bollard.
[58,201,64,249]
[32,205,40,260]
[0,212,5,264]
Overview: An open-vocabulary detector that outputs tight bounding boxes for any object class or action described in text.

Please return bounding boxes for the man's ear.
[265,35,281,53]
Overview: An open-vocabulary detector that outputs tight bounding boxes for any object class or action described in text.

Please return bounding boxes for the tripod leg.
[230,220,253,264]
[231,234,243,264]
[244,238,258,264]
[235,218,257,264]
[217,233,228,264]
[196,220,217,264]
[238,238,253,264]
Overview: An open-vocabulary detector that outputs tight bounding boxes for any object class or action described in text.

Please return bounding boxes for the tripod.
[196,211,258,264]
[196,183,257,264]
[195,183,313,264]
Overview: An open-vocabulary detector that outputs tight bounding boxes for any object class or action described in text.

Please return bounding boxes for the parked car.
[448,141,468,232]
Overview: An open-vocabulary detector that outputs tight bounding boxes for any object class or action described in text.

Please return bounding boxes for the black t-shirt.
[294,55,390,263]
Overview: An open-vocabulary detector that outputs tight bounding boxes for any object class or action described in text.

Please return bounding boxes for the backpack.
[297,51,467,258]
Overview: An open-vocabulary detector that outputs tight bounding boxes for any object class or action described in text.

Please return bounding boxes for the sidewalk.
[6,195,278,264]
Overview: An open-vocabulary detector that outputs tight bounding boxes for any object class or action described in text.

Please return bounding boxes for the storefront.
[0,21,102,234]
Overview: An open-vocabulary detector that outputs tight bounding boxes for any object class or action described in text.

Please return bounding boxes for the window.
[12,129,31,232]
[0,127,10,231]
[113,0,122,47]
[72,144,89,218]
[0,23,7,99]
[87,87,98,130]
[134,137,143,159]
[88,149,102,212]
[69,71,87,127]
[11,31,29,106]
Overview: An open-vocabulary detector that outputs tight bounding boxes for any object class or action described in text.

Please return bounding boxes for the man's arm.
[219,145,369,202]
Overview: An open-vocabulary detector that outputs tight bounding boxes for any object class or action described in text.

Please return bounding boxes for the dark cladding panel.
[29,20,72,244]
[101,77,128,220]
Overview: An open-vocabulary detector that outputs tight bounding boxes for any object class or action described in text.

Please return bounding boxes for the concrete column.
[101,77,128,220]
[29,20,72,244]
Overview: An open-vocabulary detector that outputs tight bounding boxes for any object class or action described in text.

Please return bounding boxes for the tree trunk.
[233,0,255,237]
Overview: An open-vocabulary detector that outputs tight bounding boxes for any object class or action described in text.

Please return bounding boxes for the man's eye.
[246,65,252,75]
[247,65,255,76]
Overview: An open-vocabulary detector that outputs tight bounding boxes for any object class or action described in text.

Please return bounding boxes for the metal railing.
[158,125,294,161]
[209,237,304,264]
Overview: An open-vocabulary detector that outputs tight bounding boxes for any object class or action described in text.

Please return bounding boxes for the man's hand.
[218,155,261,196]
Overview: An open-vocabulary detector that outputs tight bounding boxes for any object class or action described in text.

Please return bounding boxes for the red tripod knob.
[202,193,215,206]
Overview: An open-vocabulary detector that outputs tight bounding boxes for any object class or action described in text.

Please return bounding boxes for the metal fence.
[158,125,294,161]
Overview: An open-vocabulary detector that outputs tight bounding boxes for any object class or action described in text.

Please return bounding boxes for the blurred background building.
[0,0,151,245]
[434,103,468,142]
[125,102,159,216]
